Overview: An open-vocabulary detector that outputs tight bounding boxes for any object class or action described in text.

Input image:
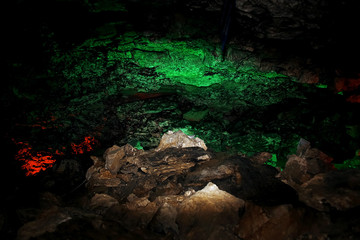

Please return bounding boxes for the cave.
[2,0,360,239]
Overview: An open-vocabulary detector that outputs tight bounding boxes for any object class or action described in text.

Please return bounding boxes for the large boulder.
[237,201,327,240]
[177,182,245,240]
[298,169,360,211]
[281,139,334,188]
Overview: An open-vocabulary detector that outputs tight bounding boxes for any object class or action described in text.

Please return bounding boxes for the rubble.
[15,133,360,239]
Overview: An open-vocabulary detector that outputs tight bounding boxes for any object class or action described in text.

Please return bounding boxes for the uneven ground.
[2,0,360,239]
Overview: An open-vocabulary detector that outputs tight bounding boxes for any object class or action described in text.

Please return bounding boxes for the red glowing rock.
[13,141,56,176]
[71,136,99,155]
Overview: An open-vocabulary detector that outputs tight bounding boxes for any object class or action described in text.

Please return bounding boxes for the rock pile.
[16,132,360,240]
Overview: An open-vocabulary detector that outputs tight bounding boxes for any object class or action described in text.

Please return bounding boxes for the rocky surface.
[3,1,360,239]
[13,132,360,240]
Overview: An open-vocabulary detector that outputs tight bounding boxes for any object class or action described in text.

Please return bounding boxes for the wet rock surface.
[12,132,360,240]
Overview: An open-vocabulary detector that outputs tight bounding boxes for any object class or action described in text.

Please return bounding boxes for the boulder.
[88,193,119,215]
[237,202,325,240]
[17,207,72,240]
[177,182,245,240]
[281,139,334,188]
[298,169,360,211]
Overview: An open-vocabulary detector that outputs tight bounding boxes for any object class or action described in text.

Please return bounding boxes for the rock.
[296,138,311,157]
[135,147,211,183]
[234,0,330,41]
[282,154,313,186]
[281,141,334,188]
[109,195,159,231]
[87,168,121,188]
[250,152,272,165]
[237,202,323,240]
[183,109,209,122]
[188,156,298,205]
[85,156,104,180]
[149,202,179,234]
[53,158,81,175]
[298,169,360,211]
[156,130,207,151]
[17,207,72,240]
[177,182,245,240]
[86,142,211,202]
[104,144,138,174]
[88,193,119,215]
[184,160,238,187]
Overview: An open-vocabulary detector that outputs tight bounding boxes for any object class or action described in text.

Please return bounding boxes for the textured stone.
[250,152,272,165]
[282,146,334,188]
[17,207,72,240]
[156,130,207,151]
[88,193,119,214]
[177,182,245,240]
[234,0,329,40]
[104,144,138,174]
[298,169,360,211]
[237,202,320,240]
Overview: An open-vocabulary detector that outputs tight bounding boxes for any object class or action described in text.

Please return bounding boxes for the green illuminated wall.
[52,31,304,112]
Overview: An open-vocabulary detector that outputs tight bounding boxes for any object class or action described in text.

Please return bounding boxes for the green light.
[134,141,144,150]
[315,84,328,89]
[170,127,195,136]
[265,154,281,169]
[334,150,360,169]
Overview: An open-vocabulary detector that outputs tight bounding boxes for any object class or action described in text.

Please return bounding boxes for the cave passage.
[2,1,360,239]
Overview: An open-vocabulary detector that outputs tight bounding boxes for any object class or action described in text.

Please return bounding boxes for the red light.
[71,136,99,155]
[13,135,98,176]
[346,95,360,103]
[13,141,56,176]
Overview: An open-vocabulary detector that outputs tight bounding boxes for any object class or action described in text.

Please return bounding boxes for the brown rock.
[88,193,119,215]
[281,142,334,188]
[282,154,313,186]
[298,169,360,211]
[237,202,318,240]
[177,182,245,240]
[17,207,72,240]
[250,152,272,165]
[111,194,159,230]
[104,144,138,174]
